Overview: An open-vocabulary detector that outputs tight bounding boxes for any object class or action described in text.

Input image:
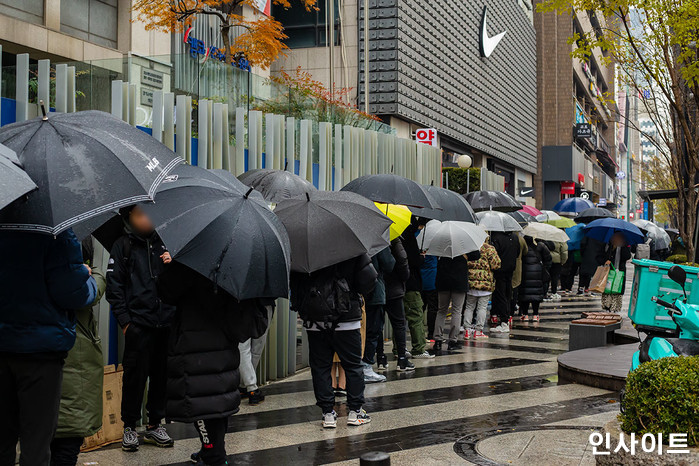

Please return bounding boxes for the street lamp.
[457,154,473,193]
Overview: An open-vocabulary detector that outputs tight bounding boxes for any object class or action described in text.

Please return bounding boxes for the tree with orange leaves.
[132,0,317,69]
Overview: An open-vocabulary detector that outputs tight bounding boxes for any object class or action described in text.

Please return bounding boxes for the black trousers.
[492,274,513,322]
[307,328,365,413]
[121,324,169,428]
[363,304,383,365]
[49,437,83,466]
[579,273,591,291]
[511,287,520,316]
[560,258,579,291]
[421,290,438,339]
[0,353,64,466]
[194,418,228,466]
[377,297,407,359]
[521,301,540,316]
[549,263,562,294]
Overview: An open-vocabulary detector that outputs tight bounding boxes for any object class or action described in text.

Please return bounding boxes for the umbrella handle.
[40,100,48,121]
[244,187,254,199]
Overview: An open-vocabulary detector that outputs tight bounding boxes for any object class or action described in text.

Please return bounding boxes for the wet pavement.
[78,296,622,465]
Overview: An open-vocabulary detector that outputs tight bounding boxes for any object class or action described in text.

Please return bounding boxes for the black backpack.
[294,266,353,329]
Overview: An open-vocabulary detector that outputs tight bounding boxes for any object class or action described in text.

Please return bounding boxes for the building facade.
[273,0,537,196]
[535,3,619,210]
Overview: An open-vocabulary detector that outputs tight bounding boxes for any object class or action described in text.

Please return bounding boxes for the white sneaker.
[553,293,562,301]
[322,411,338,428]
[460,326,466,334]
[412,350,435,359]
[363,364,386,383]
[491,323,510,333]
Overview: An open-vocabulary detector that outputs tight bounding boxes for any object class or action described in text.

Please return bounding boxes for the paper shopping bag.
[590,265,610,294]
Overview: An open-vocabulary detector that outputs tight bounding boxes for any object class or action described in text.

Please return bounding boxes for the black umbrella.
[0,110,181,235]
[575,207,614,224]
[274,191,392,273]
[238,168,317,203]
[0,142,37,211]
[508,210,538,226]
[138,163,290,300]
[340,174,439,208]
[464,191,522,212]
[409,185,478,223]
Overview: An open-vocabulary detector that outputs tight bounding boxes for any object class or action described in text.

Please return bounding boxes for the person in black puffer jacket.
[519,236,552,321]
[490,231,520,332]
[158,261,273,465]
[379,238,413,371]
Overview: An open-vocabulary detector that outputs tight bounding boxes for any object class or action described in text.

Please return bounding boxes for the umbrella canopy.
[416,220,487,258]
[519,205,542,216]
[575,207,614,224]
[584,218,644,245]
[632,219,672,250]
[0,111,181,235]
[523,223,570,243]
[545,217,576,229]
[565,223,586,251]
[376,202,411,240]
[553,197,594,216]
[138,163,291,300]
[0,142,37,211]
[340,174,439,208]
[464,190,521,212]
[536,210,561,222]
[409,185,478,222]
[475,210,523,232]
[237,168,317,203]
[508,210,538,226]
[275,191,392,273]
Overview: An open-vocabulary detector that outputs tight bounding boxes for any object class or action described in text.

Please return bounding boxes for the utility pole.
[328,0,335,99]
[364,0,369,113]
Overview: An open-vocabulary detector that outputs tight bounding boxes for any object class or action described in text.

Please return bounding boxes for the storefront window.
[273,0,339,49]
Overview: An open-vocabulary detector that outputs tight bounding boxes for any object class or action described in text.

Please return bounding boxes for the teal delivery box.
[628,259,699,334]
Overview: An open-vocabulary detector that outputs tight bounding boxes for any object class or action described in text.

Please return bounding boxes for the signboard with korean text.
[141,69,164,89]
[415,128,438,147]
[575,123,592,139]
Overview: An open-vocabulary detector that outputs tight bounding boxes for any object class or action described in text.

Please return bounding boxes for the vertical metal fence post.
[16,54,29,122]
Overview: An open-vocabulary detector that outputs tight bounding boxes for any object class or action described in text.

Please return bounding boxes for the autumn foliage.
[132,0,317,69]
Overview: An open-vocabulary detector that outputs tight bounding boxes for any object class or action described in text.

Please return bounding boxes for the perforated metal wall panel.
[359,0,537,172]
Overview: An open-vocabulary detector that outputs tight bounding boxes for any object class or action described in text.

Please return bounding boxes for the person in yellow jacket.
[464,240,501,339]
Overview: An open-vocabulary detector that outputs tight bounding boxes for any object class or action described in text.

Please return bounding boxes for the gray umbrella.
[0,110,181,235]
[632,219,671,250]
[508,210,538,226]
[575,207,614,224]
[464,190,522,212]
[139,164,291,300]
[274,191,392,273]
[340,174,439,208]
[475,210,523,232]
[409,185,478,223]
[0,142,37,211]
[238,168,317,203]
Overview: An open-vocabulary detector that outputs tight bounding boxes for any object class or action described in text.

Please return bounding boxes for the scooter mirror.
[668,265,687,286]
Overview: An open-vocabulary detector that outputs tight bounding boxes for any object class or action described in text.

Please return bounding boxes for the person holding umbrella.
[402,216,432,359]
[601,233,632,312]
[464,238,501,338]
[363,246,395,381]
[519,236,553,321]
[106,205,176,451]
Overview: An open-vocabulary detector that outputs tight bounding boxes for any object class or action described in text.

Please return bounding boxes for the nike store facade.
[272,0,537,196]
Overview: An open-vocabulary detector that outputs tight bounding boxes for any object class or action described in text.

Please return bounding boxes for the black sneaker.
[397,357,415,372]
[239,387,249,399]
[143,424,174,448]
[433,340,443,352]
[377,354,388,371]
[447,340,461,351]
[190,451,200,463]
[248,390,265,405]
[122,427,139,452]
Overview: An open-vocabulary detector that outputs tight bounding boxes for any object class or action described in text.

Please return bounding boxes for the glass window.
[272,0,339,49]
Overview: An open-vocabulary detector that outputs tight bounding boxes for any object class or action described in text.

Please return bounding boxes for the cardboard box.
[81,365,124,452]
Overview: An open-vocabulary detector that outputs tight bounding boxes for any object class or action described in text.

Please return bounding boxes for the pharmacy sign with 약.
[415,128,438,147]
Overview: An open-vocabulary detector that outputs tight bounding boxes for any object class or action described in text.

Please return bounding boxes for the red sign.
[578,173,585,184]
[561,181,576,195]
[415,128,438,147]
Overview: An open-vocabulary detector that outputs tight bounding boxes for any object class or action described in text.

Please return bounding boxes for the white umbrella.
[632,219,671,250]
[536,210,561,222]
[417,220,488,258]
[523,223,570,242]
[475,211,523,232]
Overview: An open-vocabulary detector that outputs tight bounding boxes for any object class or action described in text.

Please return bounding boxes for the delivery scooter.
[630,265,699,371]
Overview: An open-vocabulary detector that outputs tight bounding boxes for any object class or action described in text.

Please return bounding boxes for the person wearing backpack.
[519,236,552,322]
[106,205,175,452]
[290,254,377,429]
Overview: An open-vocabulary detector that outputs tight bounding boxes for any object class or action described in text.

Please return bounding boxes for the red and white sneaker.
[490,316,499,326]
[532,315,540,322]
[464,329,472,340]
[520,315,530,321]
[508,317,513,329]
[474,330,488,339]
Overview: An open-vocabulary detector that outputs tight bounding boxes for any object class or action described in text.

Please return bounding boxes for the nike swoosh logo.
[521,189,533,195]
[480,5,506,58]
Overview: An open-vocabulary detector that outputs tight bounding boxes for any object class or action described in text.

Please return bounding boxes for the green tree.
[537,0,699,260]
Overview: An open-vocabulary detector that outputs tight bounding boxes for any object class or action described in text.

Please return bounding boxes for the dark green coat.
[55,268,106,438]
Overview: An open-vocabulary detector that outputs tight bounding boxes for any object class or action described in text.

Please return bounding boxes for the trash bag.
[590,265,610,294]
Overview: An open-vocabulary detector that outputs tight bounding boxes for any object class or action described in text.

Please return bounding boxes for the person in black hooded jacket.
[490,231,520,333]
[105,205,175,450]
[519,236,552,321]
[157,261,273,466]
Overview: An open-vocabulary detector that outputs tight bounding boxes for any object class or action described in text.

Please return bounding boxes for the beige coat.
[512,234,528,288]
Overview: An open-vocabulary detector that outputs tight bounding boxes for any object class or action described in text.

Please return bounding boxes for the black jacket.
[366,247,396,306]
[435,255,470,292]
[384,239,411,300]
[519,239,553,303]
[580,237,608,276]
[157,262,273,422]
[491,232,520,277]
[106,232,175,328]
[402,224,425,292]
[290,254,378,323]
